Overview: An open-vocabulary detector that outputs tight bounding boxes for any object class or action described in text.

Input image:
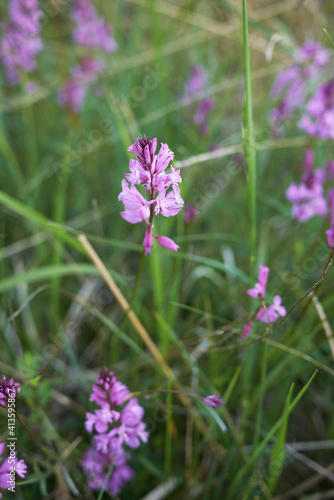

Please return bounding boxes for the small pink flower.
[256,295,286,324]
[247,265,269,298]
[202,395,225,408]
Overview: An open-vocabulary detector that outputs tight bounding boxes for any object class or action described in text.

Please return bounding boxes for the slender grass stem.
[242,0,257,280]
[241,0,258,436]
[254,336,268,448]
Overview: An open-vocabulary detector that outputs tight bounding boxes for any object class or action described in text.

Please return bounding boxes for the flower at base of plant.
[0,376,20,408]
[247,265,269,298]
[119,135,183,254]
[256,296,286,324]
[82,368,148,497]
[0,443,27,498]
[202,395,225,409]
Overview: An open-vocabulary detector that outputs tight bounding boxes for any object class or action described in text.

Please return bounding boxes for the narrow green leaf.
[226,370,317,498]
[267,384,294,493]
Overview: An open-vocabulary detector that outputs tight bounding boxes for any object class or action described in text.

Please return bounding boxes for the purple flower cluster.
[59,0,116,112]
[285,149,327,222]
[243,265,286,338]
[119,135,183,255]
[183,65,214,135]
[82,368,148,497]
[0,0,43,84]
[0,376,21,408]
[299,80,334,139]
[270,41,329,129]
[0,443,27,498]
[71,0,117,52]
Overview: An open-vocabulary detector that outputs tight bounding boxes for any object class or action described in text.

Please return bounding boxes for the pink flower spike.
[143,226,153,255]
[242,321,252,339]
[154,235,179,252]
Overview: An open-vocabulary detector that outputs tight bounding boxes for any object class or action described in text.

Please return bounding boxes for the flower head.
[119,136,183,254]
[71,0,117,52]
[0,442,27,498]
[269,40,329,129]
[202,395,225,409]
[83,369,147,497]
[299,79,334,139]
[0,376,20,408]
[285,150,327,222]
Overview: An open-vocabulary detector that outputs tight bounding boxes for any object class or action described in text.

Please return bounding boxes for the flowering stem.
[242,0,257,281]
[97,461,115,500]
[253,336,268,449]
[119,249,146,330]
[241,0,257,436]
[130,249,146,306]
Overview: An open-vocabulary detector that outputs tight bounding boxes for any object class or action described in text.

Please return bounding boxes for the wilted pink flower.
[119,136,183,254]
[153,235,179,252]
[202,395,225,409]
[256,295,286,323]
[247,265,269,298]
[0,442,27,498]
[83,368,148,497]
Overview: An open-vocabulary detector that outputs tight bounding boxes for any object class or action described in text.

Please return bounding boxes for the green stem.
[119,250,146,331]
[242,0,256,281]
[241,0,257,436]
[130,249,146,306]
[254,336,268,448]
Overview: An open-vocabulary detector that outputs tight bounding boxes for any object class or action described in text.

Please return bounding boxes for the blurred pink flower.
[247,265,269,298]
